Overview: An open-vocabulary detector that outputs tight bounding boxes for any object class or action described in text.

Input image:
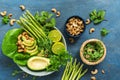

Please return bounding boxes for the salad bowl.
[18,27,67,76]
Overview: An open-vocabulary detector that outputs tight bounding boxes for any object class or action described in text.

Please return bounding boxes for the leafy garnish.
[101,28,109,36]
[89,9,106,24]
[47,51,72,71]
[34,11,56,35]
[2,15,10,24]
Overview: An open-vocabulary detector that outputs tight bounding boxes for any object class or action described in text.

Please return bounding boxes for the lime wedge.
[48,30,61,42]
[52,42,65,55]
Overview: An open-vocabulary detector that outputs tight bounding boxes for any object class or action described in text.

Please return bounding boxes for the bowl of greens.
[80,39,106,65]
[2,10,71,76]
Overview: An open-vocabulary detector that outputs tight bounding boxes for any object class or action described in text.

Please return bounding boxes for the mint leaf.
[101,28,109,36]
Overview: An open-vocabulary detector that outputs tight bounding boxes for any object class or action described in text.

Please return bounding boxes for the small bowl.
[80,39,106,65]
[65,16,86,38]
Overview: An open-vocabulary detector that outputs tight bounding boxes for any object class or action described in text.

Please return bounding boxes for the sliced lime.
[52,42,65,55]
[48,30,61,42]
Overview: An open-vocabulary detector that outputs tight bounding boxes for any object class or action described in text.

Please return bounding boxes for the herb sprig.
[89,9,106,24]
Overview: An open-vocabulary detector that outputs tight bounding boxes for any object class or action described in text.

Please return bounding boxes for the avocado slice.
[26,41,37,50]
[22,40,35,47]
[27,56,50,71]
[26,46,38,56]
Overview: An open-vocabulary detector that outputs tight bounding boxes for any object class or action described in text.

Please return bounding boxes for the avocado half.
[27,56,50,71]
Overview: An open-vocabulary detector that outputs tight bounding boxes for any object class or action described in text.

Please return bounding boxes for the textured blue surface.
[0,0,120,80]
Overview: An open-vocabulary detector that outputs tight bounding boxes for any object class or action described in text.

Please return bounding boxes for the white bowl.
[18,27,67,76]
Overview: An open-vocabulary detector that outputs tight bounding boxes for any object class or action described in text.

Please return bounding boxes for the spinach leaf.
[2,28,23,58]
[13,53,30,66]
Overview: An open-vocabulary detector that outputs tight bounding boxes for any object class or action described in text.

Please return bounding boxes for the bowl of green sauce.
[80,39,106,65]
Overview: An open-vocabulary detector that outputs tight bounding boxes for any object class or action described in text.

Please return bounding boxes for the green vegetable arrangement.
[61,58,88,80]
[2,10,71,71]
[89,9,106,24]
[83,42,104,62]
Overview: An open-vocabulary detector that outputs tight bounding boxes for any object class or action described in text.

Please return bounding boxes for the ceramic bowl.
[80,39,106,65]
[65,16,86,38]
[18,27,67,76]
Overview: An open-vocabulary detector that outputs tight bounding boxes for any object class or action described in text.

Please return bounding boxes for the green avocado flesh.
[21,36,38,56]
[27,56,50,71]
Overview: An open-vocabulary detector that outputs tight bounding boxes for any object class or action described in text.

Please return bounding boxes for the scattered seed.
[0,11,7,16]
[69,38,75,43]
[56,11,60,17]
[89,28,95,34]
[51,8,57,13]
[85,19,91,25]
[91,76,96,80]
[20,5,25,11]
[8,14,12,18]
[102,69,105,74]
[91,69,98,75]
[10,19,16,26]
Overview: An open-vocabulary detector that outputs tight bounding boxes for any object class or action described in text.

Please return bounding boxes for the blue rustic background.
[0,0,120,80]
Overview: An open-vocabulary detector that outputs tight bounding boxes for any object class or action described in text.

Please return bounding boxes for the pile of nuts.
[66,17,85,36]
[16,32,34,53]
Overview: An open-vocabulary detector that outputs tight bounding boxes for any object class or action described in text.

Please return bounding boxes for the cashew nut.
[91,76,96,80]
[0,11,7,16]
[51,8,57,13]
[102,69,105,74]
[10,19,16,26]
[91,69,98,75]
[20,5,25,11]
[89,28,95,34]
[85,19,91,25]
[8,14,12,18]
[56,11,60,17]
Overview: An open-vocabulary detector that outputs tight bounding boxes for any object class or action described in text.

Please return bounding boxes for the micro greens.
[83,42,104,62]
[89,9,106,24]
[61,58,88,80]
[101,28,109,36]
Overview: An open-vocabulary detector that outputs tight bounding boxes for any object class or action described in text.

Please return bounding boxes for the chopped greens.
[83,42,104,62]
[47,51,72,71]
[89,9,106,24]
[34,11,56,35]
[101,28,109,36]
[2,15,10,24]
[61,58,88,80]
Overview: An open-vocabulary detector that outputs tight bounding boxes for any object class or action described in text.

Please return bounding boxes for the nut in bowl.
[65,16,85,38]
[80,39,106,65]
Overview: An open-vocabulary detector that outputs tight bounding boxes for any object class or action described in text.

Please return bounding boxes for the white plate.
[18,27,67,76]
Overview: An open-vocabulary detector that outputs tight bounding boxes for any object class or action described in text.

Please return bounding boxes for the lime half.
[52,42,65,55]
[48,30,61,42]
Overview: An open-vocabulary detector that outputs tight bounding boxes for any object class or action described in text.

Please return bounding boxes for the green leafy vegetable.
[2,28,23,58]
[101,28,109,36]
[83,42,104,62]
[61,58,88,80]
[34,11,56,35]
[13,53,30,66]
[89,9,106,24]
[47,51,72,71]
[2,15,10,24]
